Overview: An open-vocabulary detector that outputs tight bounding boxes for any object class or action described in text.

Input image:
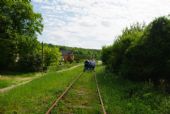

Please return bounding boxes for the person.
[84,60,89,72]
[91,59,96,71]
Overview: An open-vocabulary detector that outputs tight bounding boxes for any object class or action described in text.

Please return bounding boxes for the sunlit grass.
[0,74,41,89]
[0,63,80,89]
[0,66,83,114]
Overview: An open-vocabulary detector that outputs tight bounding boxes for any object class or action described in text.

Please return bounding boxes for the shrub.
[102,16,170,84]
[123,17,170,82]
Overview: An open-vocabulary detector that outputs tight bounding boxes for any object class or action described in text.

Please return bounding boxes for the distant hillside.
[45,44,101,62]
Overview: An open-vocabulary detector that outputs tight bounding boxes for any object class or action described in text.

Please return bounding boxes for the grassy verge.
[0,66,83,114]
[0,73,41,89]
[0,80,11,89]
[0,63,81,89]
[53,72,101,114]
[48,62,81,71]
[96,66,170,114]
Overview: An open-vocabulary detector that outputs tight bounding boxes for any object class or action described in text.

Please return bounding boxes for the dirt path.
[56,64,82,73]
[0,74,42,93]
[52,72,101,114]
[0,64,82,93]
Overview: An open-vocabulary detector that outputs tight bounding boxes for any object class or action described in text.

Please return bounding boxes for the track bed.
[47,71,106,114]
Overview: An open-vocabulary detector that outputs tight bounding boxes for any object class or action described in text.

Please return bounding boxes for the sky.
[32,0,170,49]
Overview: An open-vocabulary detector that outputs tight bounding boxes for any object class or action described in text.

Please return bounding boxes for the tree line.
[102,16,170,85]
[0,0,61,72]
[55,45,101,62]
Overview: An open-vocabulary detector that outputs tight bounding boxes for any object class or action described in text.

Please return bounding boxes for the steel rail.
[94,72,107,114]
[45,72,83,114]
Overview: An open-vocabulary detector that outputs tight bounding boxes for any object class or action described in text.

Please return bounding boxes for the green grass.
[0,66,83,114]
[53,72,101,114]
[0,73,41,89]
[96,66,170,114]
[49,62,81,71]
[0,72,40,77]
[1,65,169,114]
[0,63,80,89]
[0,80,12,89]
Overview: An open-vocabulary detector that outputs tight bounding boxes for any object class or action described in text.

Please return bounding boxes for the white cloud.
[32,0,170,49]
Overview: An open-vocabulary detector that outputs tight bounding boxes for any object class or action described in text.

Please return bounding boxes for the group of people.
[84,59,96,72]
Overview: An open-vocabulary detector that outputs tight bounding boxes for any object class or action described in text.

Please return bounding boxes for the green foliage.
[102,16,170,84]
[0,39,16,70]
[0,0,43,37]
[16,36,41,71]
[101,46,112,65]
[123,17,170,82]
[73,47,101,62]
[52,44,101,62]
[0,0,62,72]
[102,23,144,73]
[0,0,43,71]
[43,45,61,68]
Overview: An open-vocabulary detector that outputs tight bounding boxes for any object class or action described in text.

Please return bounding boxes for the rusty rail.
[45,72,83,114]
[94,72,107,114]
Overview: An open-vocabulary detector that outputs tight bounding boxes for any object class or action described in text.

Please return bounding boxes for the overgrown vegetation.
[96,66,170,114]
[0,0,61,72]
[54,72,100,114]
[102,16,170,88]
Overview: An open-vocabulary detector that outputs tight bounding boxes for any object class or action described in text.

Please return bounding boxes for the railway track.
[46,71,106,114]
[94,72,107,114]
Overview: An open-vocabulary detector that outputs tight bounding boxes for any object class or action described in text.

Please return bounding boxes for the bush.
[43,45,61,69]
[102,16,170,84]
[102,23,144,73]
[123,17,170,82]
[17,53,42,72]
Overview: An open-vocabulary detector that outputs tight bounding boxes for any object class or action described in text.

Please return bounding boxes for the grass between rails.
[53,72,101,114]
[96,66,170,114]
[0,65,83,114]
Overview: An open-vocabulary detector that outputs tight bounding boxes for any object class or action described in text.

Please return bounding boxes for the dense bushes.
[102,16,170,83]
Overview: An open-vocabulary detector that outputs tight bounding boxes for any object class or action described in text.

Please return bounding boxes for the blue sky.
[32,0,170,49]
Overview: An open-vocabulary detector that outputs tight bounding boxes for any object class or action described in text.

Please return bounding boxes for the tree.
[102,24,144,73]
[0,0,43,71]
[102,16,170,84]
[124,17,170,82]
[43,45,61,69]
